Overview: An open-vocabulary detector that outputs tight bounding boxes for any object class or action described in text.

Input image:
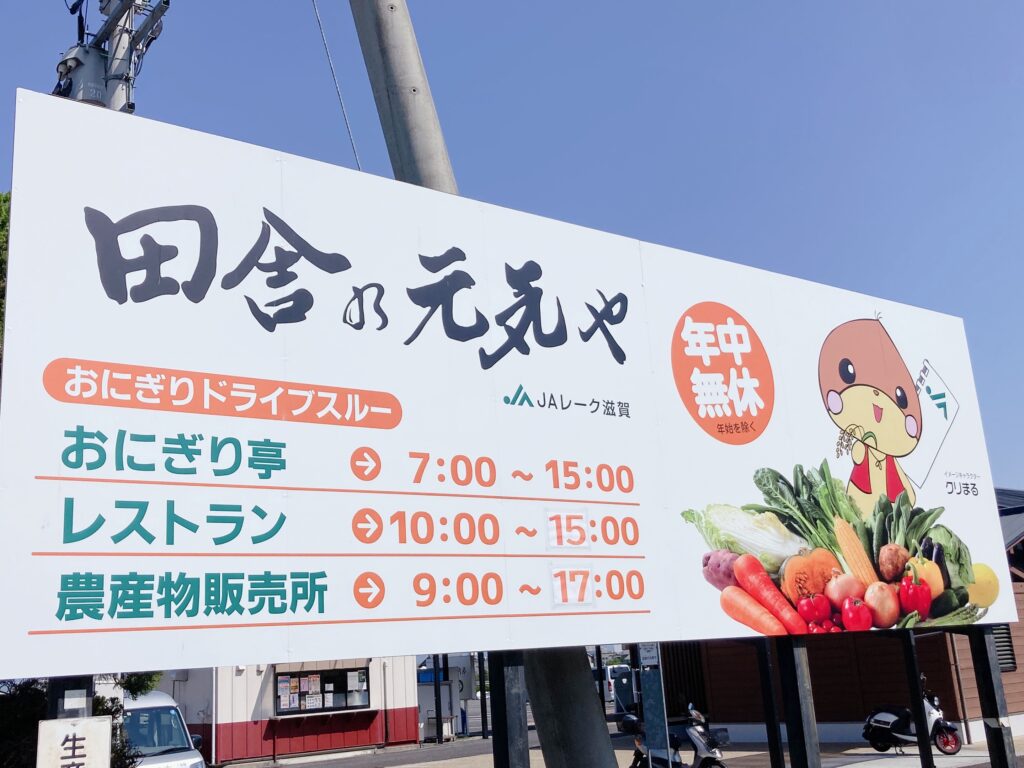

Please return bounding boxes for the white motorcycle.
[862,685,962,755]
[620,704,727,768]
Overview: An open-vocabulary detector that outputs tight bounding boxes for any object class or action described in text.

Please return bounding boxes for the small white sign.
[638,642,660,667]
[62,690,87,713]
[37,717,111,768]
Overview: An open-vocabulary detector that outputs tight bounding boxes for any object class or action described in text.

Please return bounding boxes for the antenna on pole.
[53,0,171,112]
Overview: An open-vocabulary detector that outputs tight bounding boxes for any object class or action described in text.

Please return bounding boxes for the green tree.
[0,679,46,768]
[0,672,160,768]
[112,672,163,700]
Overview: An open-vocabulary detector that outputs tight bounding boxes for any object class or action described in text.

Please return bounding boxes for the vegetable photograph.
[682,460,999,637]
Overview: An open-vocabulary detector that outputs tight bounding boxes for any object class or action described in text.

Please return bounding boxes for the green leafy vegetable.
[926,525,974,590]
[681,504,807,575]
[750,468,833,551]
[918,604,986,627]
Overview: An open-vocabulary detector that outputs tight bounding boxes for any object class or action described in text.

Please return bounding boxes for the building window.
[273,667,370,716]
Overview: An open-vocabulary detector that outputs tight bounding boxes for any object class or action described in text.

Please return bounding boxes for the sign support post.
[348,3,617,767]
[899,631,935,768]
[754,639,785,768]
[777,637,821,768]
[432,653,444,743]
[967,626,1018,768]
[629,644,643,719]
[523,646,618,768]
[488,651,529,768]
[637,643,670,768]
[477,651,489,739]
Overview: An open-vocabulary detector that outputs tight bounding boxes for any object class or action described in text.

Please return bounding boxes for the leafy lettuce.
[682,503,808,575]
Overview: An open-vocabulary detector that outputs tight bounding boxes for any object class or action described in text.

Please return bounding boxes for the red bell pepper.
[900,563,932,619]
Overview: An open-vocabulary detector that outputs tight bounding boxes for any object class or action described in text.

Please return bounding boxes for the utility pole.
[349,3,617,767]
[349,0,457,193]
[53,0,169,112]
[101,0,135,111]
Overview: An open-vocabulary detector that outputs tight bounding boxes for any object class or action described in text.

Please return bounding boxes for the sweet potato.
[702,550,740,590]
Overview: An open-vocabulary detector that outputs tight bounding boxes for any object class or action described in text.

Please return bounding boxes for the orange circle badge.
[671,302,774,444]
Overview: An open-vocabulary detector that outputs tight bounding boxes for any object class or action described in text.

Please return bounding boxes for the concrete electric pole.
[349,0,457,193]
[349,3,617,767]
[53,0,169,112]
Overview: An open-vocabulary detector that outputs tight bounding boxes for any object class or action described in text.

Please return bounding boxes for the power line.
[312,0,362,171]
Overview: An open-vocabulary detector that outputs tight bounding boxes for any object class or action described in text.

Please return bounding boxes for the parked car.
[123,691,206,768]
[601,664,632,705]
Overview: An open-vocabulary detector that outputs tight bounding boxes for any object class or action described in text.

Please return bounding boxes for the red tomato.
[841,597,873,632]
[798,594,831,624]
[810,594,831,622]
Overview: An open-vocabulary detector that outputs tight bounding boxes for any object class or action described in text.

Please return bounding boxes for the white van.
[123,691,206,768]
[602,664,631,704]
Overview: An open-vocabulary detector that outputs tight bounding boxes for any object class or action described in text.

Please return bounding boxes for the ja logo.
[503,384,534,407]
[925,385,949,420]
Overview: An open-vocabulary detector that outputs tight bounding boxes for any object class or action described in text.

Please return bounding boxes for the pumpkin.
[779,548,842,604]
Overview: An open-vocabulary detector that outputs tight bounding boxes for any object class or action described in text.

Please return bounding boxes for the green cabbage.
[927,524,974,590]
[682,503,808,575]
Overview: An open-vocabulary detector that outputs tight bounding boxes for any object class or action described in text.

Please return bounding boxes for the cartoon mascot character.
[819,318,921,519]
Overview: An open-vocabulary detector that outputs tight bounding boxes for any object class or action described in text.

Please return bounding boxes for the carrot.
[732,554,808,635]
[834,516,879,588]
[720,586,786,636]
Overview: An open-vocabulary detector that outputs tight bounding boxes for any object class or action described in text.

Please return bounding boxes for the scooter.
[862,680,962,755]
[620,704,727,768]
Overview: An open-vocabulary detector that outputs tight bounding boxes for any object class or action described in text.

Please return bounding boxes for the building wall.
[663,629,976,726]
[156,657,419,764]
[948,582,1024,720]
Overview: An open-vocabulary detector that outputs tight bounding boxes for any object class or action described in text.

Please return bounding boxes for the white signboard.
[1,90,1014,677]
[638,643,660,667]
[37,717,111,768]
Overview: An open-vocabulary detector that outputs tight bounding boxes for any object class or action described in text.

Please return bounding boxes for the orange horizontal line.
[32,551,646,560]
[28,609,651,635]
[34,475,640,507]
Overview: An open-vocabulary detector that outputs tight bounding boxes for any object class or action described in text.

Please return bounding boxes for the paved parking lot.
[290,725,1020,768]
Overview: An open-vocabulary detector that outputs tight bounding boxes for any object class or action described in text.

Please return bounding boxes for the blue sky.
[1,2,1021,487]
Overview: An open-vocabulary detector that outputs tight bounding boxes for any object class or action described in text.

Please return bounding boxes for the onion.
[825,569,865,610]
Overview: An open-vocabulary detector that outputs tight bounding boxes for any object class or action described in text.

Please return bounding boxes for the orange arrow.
[350,447,382,481]
[351,508,383,544]
[353,571,385,609]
